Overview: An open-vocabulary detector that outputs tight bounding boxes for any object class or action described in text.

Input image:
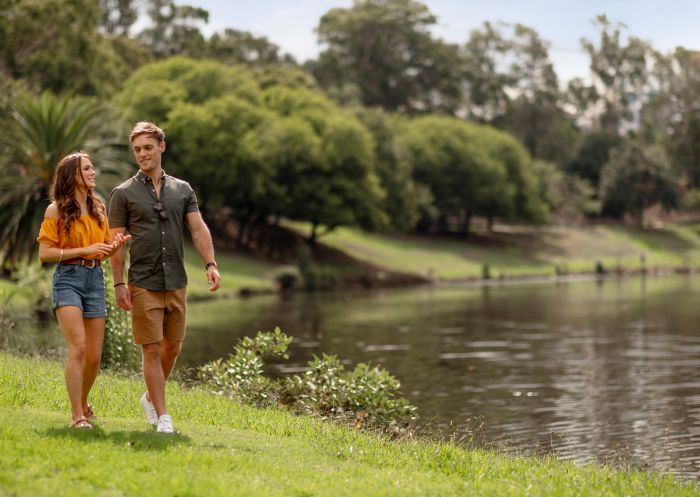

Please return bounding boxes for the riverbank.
[5,221,700,305]
[210,221,700,295]
[0,352,695,496]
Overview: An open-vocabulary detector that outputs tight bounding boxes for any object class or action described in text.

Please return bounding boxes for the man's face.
[132,134,165,174]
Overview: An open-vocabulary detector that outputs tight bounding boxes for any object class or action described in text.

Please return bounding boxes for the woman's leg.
[82,317,105,414]
[55,306,87,422]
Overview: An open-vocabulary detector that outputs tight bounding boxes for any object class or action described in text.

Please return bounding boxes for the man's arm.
[109,227,132,310]
[185,212,221,292]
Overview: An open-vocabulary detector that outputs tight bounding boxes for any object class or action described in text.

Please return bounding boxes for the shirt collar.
[135,170,167,183]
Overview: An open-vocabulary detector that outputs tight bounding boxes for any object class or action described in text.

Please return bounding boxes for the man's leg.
[142,342,167,417]
[143,338,181,413]
[161,337,182,380]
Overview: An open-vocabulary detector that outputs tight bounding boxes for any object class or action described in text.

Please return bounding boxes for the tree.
[599,141,678,225]
[0,0,133,96]
[138,0,209,58]
[99,0,138,36]
[206,28,296,66]
[113,56,261,124]
[314,0,462,113]
[401,116,512,234]
[643,48,700,187]
[354,107,427,231]
[580,15,651,134]
[532,160,599,219]
[461,21,512,121]
[496,24,580,165]
[474,125,547,226]
[0,92,127,271]
[565,131,622,188]
[261,86,386,242]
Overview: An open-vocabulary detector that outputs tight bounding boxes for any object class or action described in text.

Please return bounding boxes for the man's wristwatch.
[205,261,217,270]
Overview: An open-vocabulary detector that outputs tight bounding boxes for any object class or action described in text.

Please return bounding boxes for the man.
[109,122,221,434]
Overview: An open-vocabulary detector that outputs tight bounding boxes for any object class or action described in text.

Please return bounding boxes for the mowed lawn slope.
[0,353,696,497]
[287,222,700,280]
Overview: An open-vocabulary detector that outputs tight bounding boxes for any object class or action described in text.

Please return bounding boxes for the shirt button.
[162,263,165,266]
[161,232,165,235]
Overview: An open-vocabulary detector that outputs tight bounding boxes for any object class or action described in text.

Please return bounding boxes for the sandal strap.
[70,416,93,429]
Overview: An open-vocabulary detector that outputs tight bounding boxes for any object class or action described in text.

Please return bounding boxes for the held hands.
[207,266,221,292]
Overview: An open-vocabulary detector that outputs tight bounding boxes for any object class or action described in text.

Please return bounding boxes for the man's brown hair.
[130,121,165,143]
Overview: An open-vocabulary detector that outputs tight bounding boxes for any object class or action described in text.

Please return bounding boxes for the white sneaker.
[140,392,158,426]
[156,414,174,434]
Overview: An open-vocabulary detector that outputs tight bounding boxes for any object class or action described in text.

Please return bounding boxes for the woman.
[37,152,130,429]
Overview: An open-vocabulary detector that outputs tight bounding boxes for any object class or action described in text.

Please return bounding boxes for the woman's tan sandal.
[84,404,96,421]
[70,416,93,429]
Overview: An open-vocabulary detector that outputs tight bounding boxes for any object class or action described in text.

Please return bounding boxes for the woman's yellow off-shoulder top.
[37,215,111,260]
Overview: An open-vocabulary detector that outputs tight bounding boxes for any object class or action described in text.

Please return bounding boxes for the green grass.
[286,221,700,280]
[0,353,696,496]
[183,245,279,298]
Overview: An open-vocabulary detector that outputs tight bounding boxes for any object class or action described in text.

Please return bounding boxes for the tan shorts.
[129,285,187,345]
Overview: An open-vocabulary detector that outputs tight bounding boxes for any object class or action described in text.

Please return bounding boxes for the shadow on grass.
[42,426,192,451]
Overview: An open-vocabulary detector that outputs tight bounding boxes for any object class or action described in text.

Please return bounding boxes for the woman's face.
[74,157,96,190]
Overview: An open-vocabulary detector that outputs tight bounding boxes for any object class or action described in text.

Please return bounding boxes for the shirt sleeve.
[185,184,199,214]
[108,187,128,228]
[37,218,60,246]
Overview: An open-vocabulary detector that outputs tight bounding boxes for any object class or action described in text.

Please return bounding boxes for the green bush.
[197,329,417,436]
[282,354,417,435]
[101,268,139,371]
[197,327,291,407]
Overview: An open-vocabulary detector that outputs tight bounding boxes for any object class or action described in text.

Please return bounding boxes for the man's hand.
[115,284,132,310]
[207,266,221,292]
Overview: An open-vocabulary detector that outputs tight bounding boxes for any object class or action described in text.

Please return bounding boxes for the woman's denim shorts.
[52,263,106,318]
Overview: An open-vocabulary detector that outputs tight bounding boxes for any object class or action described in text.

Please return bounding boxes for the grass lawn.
[183,245,279,298]
[0,353,696,497]
[285,222,700,280]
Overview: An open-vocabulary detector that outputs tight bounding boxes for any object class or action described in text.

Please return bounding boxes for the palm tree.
[0,92,128,272]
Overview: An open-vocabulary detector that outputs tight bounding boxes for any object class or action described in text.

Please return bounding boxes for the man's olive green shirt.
[108,170,199,292]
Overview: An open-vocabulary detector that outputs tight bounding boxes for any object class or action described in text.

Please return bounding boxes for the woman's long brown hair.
[49,152,105,236]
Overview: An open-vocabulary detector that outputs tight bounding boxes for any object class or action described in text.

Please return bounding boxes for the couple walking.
[37,122,221,432]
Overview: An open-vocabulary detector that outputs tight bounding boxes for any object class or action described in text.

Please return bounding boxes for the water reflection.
[183,275,700,477]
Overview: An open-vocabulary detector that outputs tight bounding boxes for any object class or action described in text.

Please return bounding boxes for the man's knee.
[163,339,182,359]
[141,342,161,362]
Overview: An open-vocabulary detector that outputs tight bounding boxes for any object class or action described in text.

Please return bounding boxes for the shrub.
[197,327,291,407]
[101,268,139,371]
[197,329,417,436]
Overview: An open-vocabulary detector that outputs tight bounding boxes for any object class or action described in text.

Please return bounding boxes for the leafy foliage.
[101,267,139,371]
[0,92,127,271]
[197,329,417,435]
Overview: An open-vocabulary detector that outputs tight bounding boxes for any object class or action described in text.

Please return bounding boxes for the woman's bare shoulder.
[44,202,59,219]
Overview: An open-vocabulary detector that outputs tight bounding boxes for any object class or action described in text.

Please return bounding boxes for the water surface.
[182,275,700,478]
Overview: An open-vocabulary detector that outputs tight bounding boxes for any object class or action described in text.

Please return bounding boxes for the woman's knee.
[68,343,87,361]
[85,351,101,369]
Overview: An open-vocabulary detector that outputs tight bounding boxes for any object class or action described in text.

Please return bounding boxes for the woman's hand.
[84,243,113,257]
[105,233,132,258]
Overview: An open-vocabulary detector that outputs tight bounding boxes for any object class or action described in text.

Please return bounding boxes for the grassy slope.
[0,353,696,497]
[288,222,700,280]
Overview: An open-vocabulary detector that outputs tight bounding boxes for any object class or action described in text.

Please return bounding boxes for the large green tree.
[401,116,512,234]
[314,0,461,113]
[599,140,678,225]
[577,15,651,134]
[0,0,136,96]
